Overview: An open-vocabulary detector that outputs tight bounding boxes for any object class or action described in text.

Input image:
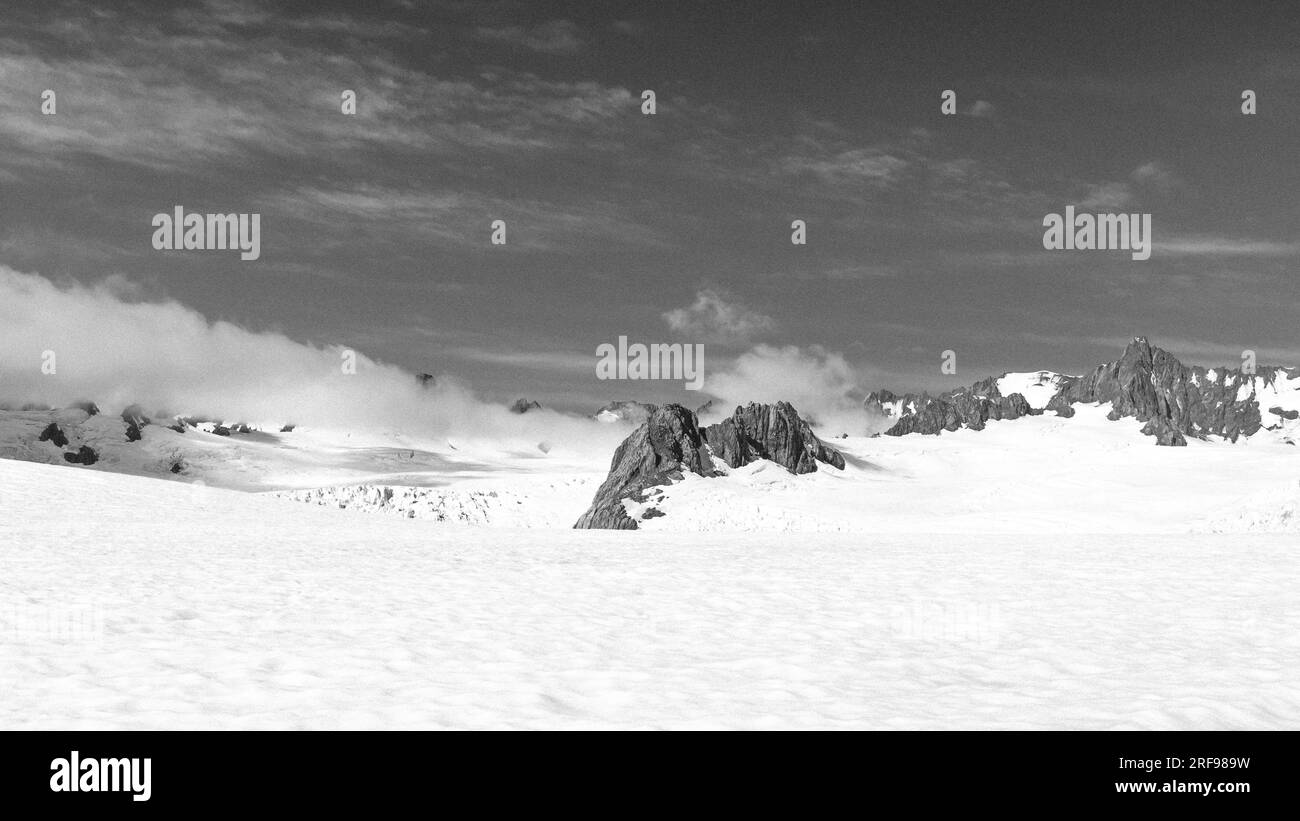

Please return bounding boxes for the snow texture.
[2,457,1298,730]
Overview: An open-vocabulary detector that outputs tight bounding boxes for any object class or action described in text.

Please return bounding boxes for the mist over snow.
[0,265,627,452]
[701,344,886,435]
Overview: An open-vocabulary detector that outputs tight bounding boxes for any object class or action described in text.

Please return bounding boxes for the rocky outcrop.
[1044,393,1076,418]
[1059,337,1265,443]
[702,401,846,473]
[865,383,1038,436]
[38,422,68,448]
[64,445,98,465]
[121,404,150,442]
[574,404,716,529]
[417,373,436,389]
[576,401,844,529]
[509,398,542,414]
[70,400,100,416]
[866,338,1287,446]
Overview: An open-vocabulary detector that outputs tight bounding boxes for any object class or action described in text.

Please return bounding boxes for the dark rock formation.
[228,423,252,434]
[574,404,716,529]
[1141,419,1187,447]
[1268,406,1298,421]
[211,425,232,436]
[121,404,150,442]
[64,445,98,465]
[280,424,297,432]
[38,422,68,448]
[867,338,1284,446]
[575,401,844,529]
[593,400,657,423]
[509,398,542,414]
[864,382,1038,436]
[1045,393,1076,418]
[1058,337,1266,443]
[694,399,715,417]
[702,401,845,473]
[70,400,100,416]
[417,373,435,389]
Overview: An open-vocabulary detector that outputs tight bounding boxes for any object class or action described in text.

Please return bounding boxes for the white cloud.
[0,265,628,452]
[1153,236,1300,257]
[1079,181,1134,209]
[662,289,776,344]
[702,344,875,435]
[474,20,584,55]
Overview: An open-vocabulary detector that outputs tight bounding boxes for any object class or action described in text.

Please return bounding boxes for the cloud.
[1078,181,1134,209]
[779,147,909,187]
[1074,162,1180,210]
[474,20,585,55]
[1131,161,1179,193]
[967,100,996,118]
[1153,237,1300,257]
[702,344,875,434]
[662,289,776,344]
[0,265,629,452]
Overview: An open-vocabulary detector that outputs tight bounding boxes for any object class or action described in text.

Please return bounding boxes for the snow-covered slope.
[5,399,1300,531]
[996,371,1070,410]
[2,457,1296,730]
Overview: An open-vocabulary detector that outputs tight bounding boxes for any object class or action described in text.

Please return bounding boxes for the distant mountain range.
[866,337,1299,446]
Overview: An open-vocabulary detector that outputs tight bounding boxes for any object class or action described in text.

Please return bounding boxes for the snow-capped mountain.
[867,337,1300,446]
[3,338,1300,533]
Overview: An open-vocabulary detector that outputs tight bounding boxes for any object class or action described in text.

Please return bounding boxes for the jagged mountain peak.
[870,338,1299,445]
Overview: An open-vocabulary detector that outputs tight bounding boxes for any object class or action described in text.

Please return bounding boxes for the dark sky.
[3,0,1299,412]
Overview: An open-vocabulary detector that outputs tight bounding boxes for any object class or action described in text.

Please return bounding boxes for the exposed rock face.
[64,445,98,465]
[1058,337,1265,443]
[509,398,542,414]
[417,373,436,389]
[866,338,1283,446]
[38,422,68,448]
[576,401,844,529]
[592,400,657,423]
[70,400,100,416]
[1045,393,1076,418]
[574,404,715,530]
[702,401,846,473]
[212,425,232,437]
[865,382,1038,436]
[121,404,150,442]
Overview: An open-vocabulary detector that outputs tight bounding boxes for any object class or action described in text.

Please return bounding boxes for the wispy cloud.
[662,289,776,345]
[474,20,585,55]
[1154,237,1300,257]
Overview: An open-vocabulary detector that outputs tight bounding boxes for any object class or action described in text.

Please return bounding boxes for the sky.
[2,0,1300,418]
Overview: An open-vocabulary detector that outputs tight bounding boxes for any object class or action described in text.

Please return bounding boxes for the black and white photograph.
[0,0,1293,803]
